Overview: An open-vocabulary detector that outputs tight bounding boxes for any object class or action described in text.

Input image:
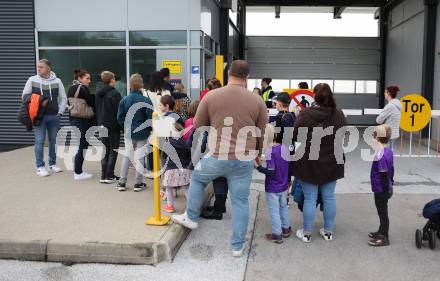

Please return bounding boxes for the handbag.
[68,85,94,119]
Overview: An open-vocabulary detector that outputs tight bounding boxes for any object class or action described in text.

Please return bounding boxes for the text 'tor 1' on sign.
[400,94,431,132]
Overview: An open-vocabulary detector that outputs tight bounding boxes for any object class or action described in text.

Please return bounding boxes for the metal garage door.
[246,36,381,124]
[0,0,36,145]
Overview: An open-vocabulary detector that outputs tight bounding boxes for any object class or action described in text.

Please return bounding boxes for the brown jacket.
[194,84,268,160]
[292,106,347,185]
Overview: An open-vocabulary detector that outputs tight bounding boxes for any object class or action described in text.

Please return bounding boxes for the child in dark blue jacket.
[159,95,191,213]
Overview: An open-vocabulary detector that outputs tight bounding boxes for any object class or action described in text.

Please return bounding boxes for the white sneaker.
[36,167,49,177]
[48,165,62,173]
[74,172,93,181]
[171,212,198,229]
[296,229,312,243]
[232,244,246,257]
[319,228,333,241]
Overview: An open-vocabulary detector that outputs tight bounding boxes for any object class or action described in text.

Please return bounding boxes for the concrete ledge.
[0,186,214,265]
[46,241,157,265]
[0,239,48,261]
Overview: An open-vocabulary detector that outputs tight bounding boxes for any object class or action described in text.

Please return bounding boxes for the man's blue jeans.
[34,114,60,168]
[186,156,254,251]
[265,191,290,236]
[300,179,337,234]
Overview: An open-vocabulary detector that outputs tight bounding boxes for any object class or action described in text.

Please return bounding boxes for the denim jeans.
[300,179,337,233]
[100,130,120,180]
[119,138,147,185]
[70,117,92,174]
[186,156,254,251]
[34,114,60,168]
[265,191,290,236]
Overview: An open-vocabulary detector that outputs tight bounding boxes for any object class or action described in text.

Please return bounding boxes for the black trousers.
[213,177,228,213]
[70,117,91,175]
[374,192,390,237]
[101,130,120,180]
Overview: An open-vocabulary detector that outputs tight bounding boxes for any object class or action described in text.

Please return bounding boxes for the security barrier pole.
[146,112,170,226]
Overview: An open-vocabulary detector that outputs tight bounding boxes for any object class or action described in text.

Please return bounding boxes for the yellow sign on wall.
[400,94,431,132]
[162,60,182,74]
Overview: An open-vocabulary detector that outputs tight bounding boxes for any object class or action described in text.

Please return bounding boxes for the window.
[191,31,202,47]
[204,34,214,52]
[38,32,126,46]
[130,31,187,46]
[130,50,157,87]
[356,80,377,94]
[39,49,126,94]
[270,80,290,92]
[334,80,355,94]
[291,79,312,89]
[312,80,334,91]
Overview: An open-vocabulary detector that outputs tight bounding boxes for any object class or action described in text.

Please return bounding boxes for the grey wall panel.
[128,0,201,31]
[249,63,379,80]
[35,0,127,31]
[201,0,220,41]
[335,94,379,125]
[0,0,36,145]
[385,0,424,97]
[35,0,201,31]
[246,36,380,80]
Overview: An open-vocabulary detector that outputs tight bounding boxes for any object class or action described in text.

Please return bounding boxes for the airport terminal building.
[0,0,439,145]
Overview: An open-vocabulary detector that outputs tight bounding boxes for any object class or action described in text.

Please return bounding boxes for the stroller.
[415,198,440,250]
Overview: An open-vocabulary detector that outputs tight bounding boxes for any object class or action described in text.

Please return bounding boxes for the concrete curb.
[0,187,213,265]
[0,239,48,261]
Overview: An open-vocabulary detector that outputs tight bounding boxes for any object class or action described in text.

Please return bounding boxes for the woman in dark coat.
[292,83,346,243]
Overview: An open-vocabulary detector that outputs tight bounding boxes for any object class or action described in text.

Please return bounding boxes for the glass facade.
[39,31,126,46]
[130,50,157,87]
[130,31,187,46]
[39,49,126,94]
[37,30,218,98]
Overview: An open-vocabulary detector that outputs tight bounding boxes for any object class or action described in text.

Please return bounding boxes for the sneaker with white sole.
[48,165,62,173]
[296,229,312,243]
[74,172,93,181]
[171,212,198,229]
[36,167,49,177]
[116,182,127,192]
[232,244,246,257]
[319,228,333,241]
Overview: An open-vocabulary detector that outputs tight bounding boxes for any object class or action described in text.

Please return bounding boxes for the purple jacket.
[257,144,290,193]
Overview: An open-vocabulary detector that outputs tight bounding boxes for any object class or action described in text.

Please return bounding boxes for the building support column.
[378,7,388,109]
[422,0,438,136]
[219,4,230,84]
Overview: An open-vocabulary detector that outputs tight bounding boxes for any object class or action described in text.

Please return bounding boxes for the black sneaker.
[282,227,293,238]
[117,182,126,192]
[201,209,223,220]
[109,175,120,181]
[133,183,146,192]
[265,233,283,244]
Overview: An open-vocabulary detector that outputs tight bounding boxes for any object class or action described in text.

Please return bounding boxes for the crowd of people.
[20,58,401,257]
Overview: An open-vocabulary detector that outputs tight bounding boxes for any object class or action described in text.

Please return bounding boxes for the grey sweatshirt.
[376,98,402,139]
[22,71,67,115]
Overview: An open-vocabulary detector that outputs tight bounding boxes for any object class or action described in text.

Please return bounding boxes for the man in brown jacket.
[172,60,268,257]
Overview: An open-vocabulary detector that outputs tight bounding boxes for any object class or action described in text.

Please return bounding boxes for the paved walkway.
[0,146,198,264]
[1,139,440,280]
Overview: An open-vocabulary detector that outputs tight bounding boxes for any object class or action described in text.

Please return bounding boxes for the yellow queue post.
[146,112,171,226]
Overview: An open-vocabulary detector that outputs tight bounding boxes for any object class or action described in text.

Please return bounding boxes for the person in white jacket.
[376,85,402,151]
[143,71,171,113]
[22,59,67,177]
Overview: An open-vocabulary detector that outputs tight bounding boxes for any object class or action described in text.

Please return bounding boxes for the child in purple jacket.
[255,125,292,244]
[368,124,394,247]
